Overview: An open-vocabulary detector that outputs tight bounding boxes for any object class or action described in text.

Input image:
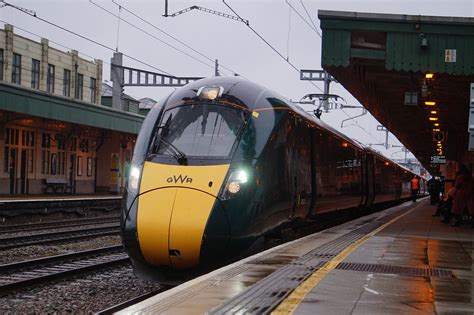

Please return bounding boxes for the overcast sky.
[2,0,473,161]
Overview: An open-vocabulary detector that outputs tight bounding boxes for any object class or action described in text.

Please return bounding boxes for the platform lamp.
[424,101,436,106]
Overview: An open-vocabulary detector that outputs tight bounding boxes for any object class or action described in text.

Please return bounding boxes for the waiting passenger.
[410,176,419,202]
[451,164,472,226]
[440,187,456,223]
[428,176,441,205]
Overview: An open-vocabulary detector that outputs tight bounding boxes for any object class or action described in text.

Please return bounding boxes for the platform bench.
[45,178,72,194]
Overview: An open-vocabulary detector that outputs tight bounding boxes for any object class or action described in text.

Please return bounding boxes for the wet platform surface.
[120,199,473,314]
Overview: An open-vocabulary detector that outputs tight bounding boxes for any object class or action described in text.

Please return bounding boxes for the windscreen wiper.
[152,136,188,165]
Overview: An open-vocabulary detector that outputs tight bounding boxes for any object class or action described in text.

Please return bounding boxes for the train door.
[308,130,318,218]
[20,149,28,194]
[365,153,375,207]
[288,117,297,219]
[293,120,312,219]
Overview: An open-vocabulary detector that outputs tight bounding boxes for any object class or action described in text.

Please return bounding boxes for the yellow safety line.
[272,202,422,315]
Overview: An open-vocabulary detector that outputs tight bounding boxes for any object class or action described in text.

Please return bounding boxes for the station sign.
[430,155,446,164]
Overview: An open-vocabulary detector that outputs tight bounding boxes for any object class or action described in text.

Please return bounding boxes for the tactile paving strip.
[336,262,454,278]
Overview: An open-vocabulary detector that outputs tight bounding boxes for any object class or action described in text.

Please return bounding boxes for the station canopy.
[318,10,474,173]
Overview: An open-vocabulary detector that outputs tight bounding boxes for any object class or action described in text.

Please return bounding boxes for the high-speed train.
[121,77,425,283]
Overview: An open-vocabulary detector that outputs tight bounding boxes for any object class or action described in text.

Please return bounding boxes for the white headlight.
[236,170,248,184]
[129,166,141,191]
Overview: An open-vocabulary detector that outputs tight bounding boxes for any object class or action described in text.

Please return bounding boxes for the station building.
[0,24,143,195]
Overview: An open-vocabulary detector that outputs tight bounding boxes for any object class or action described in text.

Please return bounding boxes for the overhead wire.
[340,108,384,143]
[1,0,173,75]
[222,0,324,94]
[89,0,217,72]
[112,0,246,78]
[285,0,321,38]
[299,0,322,37]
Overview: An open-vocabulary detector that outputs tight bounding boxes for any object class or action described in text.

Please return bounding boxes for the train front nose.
[136,163,230,270]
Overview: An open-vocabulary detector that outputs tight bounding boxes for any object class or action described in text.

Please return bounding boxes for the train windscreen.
[151,104,246,159]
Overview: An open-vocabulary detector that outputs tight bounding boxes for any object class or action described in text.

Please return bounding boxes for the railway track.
[0,245,128,295]
[0,216,119,234]
[0,224,120,250]
[96,286,173,314]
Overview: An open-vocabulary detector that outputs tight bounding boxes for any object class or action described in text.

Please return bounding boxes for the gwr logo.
[166,175,193,184]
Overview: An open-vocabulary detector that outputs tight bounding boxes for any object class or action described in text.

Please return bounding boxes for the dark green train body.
[121,77,425,284]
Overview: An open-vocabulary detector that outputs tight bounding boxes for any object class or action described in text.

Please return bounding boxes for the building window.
[31,59,40,89]
[41,133,51,174]
[0,49,4,81]
[57,134,66,175]
[63,69,71,97]
[22,130,35,173]
[47,64,55,93]
[90,78,97,103]
[12,53,21,84]
[4,128,19,174]
[75,73,83,99]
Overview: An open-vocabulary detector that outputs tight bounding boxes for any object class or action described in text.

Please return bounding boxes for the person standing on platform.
[410,176,419,202]
[429,177,442,217]
[451,164,472,226]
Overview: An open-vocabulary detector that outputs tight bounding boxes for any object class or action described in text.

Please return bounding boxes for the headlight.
[221,169,249,199]
[129,165,142,193]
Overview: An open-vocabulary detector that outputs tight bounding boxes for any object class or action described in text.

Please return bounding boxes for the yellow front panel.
[137,162,230,268]
[169,189,217,268]
[137,187,176,266]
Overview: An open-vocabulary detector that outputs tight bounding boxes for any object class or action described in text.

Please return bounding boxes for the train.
[121,76,426,283]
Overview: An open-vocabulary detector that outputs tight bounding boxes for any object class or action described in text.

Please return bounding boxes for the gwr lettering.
[166,175,193,184]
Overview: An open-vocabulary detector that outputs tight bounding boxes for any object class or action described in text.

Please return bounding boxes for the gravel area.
[0,265,164,313]
[0,235,121,264]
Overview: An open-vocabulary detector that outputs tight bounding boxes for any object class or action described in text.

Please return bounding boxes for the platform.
[119,198,473,314]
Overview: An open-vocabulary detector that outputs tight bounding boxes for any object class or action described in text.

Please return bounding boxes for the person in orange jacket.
[410,176,419,202]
